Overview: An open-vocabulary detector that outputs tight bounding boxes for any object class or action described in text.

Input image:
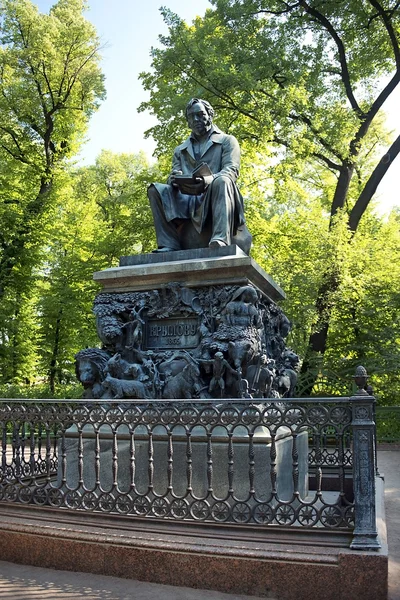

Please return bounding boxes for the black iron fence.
[0,396,380,549]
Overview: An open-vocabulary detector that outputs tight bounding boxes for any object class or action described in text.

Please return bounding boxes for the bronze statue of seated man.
[147,98,252,254]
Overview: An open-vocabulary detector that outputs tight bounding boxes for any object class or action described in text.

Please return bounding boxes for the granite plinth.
[94,245,285,302]
[0,477,388,600]
[59,426,308,502]
[119,244,247,266]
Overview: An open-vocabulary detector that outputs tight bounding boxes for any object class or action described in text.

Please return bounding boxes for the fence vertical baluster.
[53,424,58,469]
[292,432,299,497]
[248,431,255,495]
[37,423,43,470]
[1,424,7,472]
[29,425,35,479]
[337,425,346,502]
[228,431,234,494]
[148,430,154,492]
[78,426,84,488]
[314,429,322,499]
[270,431,277,498]
[45,424,52,483]
[207,431,213,496]
[60,428,67,487]
[13,423,20,473]
[94,427,100,489]
[167,429,174,492]
[130,426,136,492]
[20,422,26,467]
[185,430,192,494]
[112,427,118,489]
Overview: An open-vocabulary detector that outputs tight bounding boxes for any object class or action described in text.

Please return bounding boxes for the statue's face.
[187,102,212,137]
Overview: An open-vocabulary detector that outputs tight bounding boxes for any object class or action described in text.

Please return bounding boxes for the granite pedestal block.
[59,425,308,502]
[94,245,285,301]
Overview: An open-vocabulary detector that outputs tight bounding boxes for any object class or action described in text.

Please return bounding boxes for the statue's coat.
[153,126,245,234]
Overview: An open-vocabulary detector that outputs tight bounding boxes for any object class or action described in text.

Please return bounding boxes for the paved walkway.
[378,449,400,600]
[0,449,398,600]
[0,562,266,600]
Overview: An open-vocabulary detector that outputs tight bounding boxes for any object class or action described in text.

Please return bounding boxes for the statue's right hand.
[170,170,183,188]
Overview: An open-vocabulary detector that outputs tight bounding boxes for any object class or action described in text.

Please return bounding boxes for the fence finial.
[353,365,369,395]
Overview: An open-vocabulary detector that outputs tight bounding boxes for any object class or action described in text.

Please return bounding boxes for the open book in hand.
[174,162,213,194]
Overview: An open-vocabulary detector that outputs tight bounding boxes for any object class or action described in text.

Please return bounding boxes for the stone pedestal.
[76,245,298,402]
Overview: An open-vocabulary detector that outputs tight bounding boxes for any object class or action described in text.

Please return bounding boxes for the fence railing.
[0,396,380,549]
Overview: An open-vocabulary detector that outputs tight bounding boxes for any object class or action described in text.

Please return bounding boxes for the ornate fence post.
[350,369,381,550]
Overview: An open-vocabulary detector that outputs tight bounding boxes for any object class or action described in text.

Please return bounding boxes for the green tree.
[83,150,159,262]
[139,1,400,377]
[0,0,105,298]
[36,151,160,390]
[324,209,400,404]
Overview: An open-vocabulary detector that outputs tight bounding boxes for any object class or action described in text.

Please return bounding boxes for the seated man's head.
[186,98,214,137]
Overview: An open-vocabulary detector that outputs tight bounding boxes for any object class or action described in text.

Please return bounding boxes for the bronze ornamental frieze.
[76,278,299,402]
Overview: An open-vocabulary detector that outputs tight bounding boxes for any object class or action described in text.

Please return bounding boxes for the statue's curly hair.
[185,98,214,120]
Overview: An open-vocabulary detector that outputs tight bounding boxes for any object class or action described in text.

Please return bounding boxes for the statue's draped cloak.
[153,126,245,234]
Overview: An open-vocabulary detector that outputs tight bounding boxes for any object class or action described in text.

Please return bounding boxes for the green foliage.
[0,381,82,399]
[376,407,400,442]
[0,0,106,297]
[0,0,105,386]
[34,151,161,389]
[324,210,400,404]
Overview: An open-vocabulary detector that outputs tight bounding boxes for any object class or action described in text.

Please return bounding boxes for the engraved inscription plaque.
[145,318,200,349]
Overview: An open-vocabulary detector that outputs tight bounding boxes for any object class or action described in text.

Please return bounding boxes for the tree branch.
[0,126,27,159]
[350,72,400,156]
[313,152,341,172]
[298,1,363,117]
[288,112,344,162]
[367,0,400,68]
[349,134,400,231]
[0,143,30,165]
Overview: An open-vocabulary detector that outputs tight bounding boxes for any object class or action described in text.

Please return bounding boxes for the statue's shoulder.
[212,127,239,147]
[174,136,191,154]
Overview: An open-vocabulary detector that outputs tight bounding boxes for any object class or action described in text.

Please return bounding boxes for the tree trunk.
[300,270,340,393]
[48,310,62,394]
[0,180,52,298]
[330,163,354,221]
[300,136,400,393]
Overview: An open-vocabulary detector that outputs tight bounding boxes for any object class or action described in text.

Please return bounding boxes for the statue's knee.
[211,174,231,190]
[213,175,232,185]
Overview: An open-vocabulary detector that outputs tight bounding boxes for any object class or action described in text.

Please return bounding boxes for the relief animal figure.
[281,349,300,371]
[103,373,151,399]
[162,362,201,399]
[75,348,111,399]
[275,367,297,398]
[105,352,147,382]
[228,340,253,377]
[247,356,275,398]
[275,349,300,398]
